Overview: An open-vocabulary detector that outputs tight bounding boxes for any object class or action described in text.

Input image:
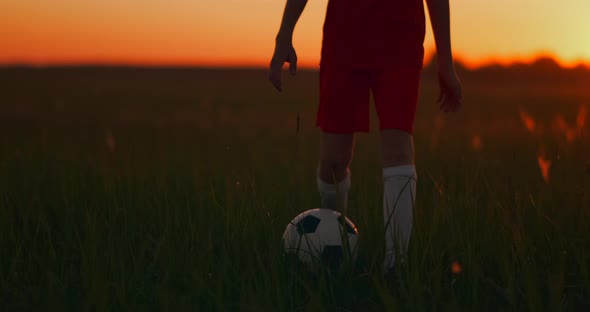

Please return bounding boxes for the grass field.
[0,66,589,311]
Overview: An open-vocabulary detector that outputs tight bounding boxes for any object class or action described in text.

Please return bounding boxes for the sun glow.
[1,0,590,67]
[471,134,482,151]
[576,105,587,129]
[552,104,588,143]
[519,111,536,133]
[537,151,552,184]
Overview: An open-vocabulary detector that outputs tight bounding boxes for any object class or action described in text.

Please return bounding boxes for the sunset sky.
[1,0,589,68]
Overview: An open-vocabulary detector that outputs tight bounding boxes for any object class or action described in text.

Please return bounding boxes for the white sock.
[317,169,350,213]
[383,165,417,272]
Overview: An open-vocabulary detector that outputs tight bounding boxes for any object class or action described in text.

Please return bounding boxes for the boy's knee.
[318,156,350,183]
[382,149,413,166]
[381,129,414,167]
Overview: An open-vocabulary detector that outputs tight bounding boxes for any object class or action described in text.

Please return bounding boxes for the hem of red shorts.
[378,125,414,135]
[316,124,370,134]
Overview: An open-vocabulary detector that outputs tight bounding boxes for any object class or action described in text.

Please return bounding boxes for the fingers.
[269,41,298,91]
[269,58,283,92]
[438,84,463,112]
[269,71,282,92]
[437,90,443,105]
[439,96,462,112]
[438,91,462,113]
[288,51,298,76]
[436,70,463,112]
[437,93,446,110]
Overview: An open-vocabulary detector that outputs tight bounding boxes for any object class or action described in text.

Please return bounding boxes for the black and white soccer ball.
[282,209,359,271]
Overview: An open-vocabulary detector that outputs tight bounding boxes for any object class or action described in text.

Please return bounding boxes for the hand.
[269,37,298,92]
[437,68,463,112]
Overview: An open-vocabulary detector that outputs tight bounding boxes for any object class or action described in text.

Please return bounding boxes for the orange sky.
[1,0,589,68]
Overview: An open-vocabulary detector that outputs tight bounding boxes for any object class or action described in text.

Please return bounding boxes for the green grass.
[0,67,589,311]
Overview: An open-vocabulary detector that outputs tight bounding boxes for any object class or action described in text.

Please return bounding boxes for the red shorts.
[316,66,422,134]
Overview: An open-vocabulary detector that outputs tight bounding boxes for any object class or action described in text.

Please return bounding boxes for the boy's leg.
[381,130,416,272]
[372,67,422,272]
[316,66,371,213]
[317,132,354,213]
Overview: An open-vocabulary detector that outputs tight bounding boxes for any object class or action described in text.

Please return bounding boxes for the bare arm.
[276,0,308,40]
[425,0,463,112]
[269,0,308,92]
[425,0,453,70]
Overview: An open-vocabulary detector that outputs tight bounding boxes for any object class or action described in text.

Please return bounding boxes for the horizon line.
[2,58,588,71]
[1,51,589,70]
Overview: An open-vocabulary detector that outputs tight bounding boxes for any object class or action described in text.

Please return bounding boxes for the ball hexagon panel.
[296,215,321,235]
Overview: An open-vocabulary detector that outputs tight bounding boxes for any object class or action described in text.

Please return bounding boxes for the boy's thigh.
[371,66,422,134]
[317,66,372,133]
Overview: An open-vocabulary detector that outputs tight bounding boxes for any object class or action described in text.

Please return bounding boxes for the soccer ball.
[282,208,359,271]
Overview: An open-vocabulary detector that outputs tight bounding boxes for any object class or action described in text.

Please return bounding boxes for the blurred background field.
[0,62,589,311]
